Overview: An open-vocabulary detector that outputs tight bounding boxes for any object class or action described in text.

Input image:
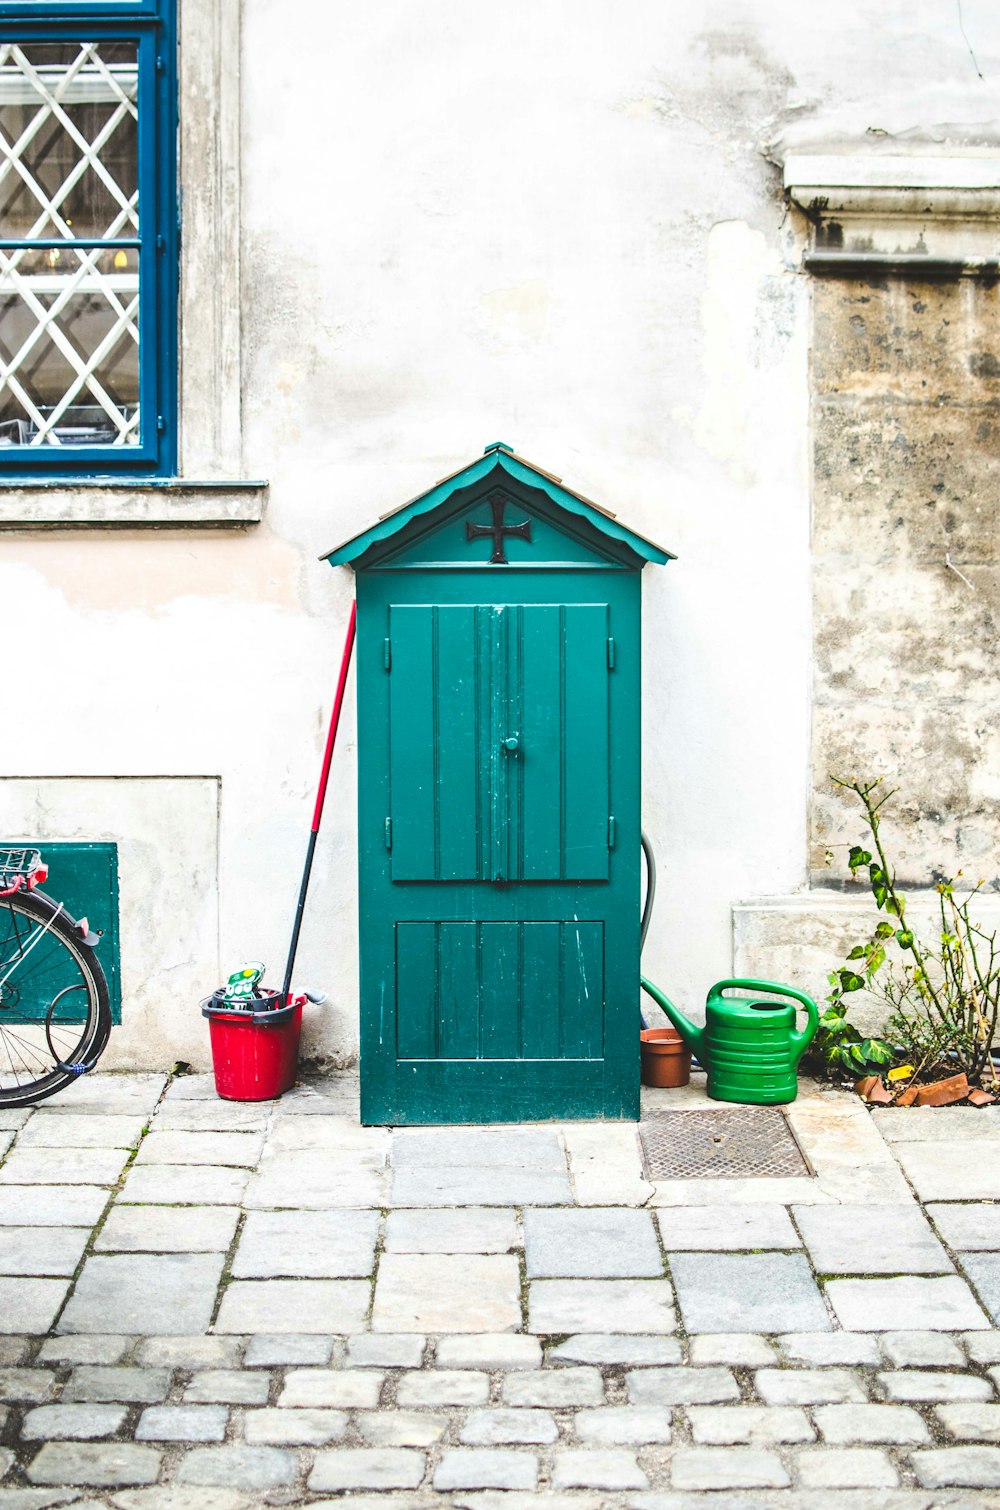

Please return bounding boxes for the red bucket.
[201,990,302,1101]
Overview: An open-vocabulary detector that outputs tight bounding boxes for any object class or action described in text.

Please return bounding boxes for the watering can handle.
[711,978,820,1060]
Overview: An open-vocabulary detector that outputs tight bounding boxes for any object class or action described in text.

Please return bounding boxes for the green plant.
[826,776,1000,1086]
[809,931,895,1080]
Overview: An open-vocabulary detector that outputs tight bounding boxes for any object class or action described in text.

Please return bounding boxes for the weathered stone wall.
[810,277,1000,889]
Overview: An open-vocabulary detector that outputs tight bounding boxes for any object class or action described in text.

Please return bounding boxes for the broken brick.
[913,1073,970,1107]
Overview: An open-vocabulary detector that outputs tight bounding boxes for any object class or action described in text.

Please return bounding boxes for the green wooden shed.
[324,444,672,1125]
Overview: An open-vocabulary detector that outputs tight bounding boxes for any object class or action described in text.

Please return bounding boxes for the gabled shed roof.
[321,443,675,566]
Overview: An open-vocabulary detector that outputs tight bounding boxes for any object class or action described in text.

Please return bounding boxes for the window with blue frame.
[0,0,175,473]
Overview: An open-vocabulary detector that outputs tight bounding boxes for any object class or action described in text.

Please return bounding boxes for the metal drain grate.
[639,1106,812,1180]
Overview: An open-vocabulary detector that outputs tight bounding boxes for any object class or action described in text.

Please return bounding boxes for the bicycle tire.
[0,889,111,1107]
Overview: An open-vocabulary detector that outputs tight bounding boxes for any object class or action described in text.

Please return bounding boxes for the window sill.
[0,478,268,528]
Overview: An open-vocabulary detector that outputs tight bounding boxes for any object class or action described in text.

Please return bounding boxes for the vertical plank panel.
[520,607,563,880]
[560,922,605,1058]
[489,608,507,882]
[395,923,437,1058]
[389,606,436,880]
[563,605,610,879]
[520,923,561,1059]
[475,607,492,882]
[437,923,480,1059]
[480,923,520,1059]
[435,606,479,880]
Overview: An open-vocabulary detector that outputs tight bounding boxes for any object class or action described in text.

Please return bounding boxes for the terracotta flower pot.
[640,1026,692,1088]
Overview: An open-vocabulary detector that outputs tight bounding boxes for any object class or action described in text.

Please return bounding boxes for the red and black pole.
[281,600,357,1007]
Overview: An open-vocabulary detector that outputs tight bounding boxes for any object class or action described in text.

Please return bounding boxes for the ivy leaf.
[875,921,895,940]
[847,1041,871,1065]
[839,970,865,993]
[866,945,886,976]
[859,1037,894,1065]
[847,945,866,960]
[849,846,872,872]
[885,895,906,917]
[896,928,914,950]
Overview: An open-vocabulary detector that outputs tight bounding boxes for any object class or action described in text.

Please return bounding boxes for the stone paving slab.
[0,1229,90,1277]
[133,1131,265,1167]
[955,1254,1000,1324]
[825,1276,990,1332]
[118,1165,249,1206]
[793,1203,954,1274]
[57,1254,225,1336]
[561,1125,653,1206]
[265,1119,390,1158]
[0,1186,110,1227]
[656,1205,800,1251]
[152,1099,270,1131]
[669,1254,830,1335]
[94,1206,240,1254]
[14,1116,147,1149]
[231,1208,379,1278]
[393,1129,565,1169]
[523,1207,662,1277]
[528,1280,676,1335]
[892,1140,1000,1201]
[42,1072,166,1114]
[245,1153,386,1208]
[0,1280,69,1334]
[391,1167,572,1207]
[384,1209,518,1254]
[928,1203,1000,1250]
[214,1279,372,1334]
[650,1176,833,1207]
[372,1256,521,1333]
[0,1148,129,1186]
[872,1106,1000,1141]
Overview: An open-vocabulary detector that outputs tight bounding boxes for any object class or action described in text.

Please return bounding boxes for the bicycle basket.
[0,848,46,896]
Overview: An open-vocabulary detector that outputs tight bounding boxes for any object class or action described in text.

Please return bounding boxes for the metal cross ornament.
[466,490,532,564]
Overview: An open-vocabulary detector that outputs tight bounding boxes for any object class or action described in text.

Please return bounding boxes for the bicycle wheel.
[0,889,111,1107]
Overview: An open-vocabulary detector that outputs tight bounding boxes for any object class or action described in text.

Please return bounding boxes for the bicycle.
[0,848,112,1107]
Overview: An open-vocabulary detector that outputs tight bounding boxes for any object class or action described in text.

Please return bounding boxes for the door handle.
[502,734,520,753]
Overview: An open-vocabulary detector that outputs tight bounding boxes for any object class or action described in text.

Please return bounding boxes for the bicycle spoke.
[0,888,109,1104]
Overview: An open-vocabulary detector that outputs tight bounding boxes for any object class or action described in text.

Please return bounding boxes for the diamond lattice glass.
[0,42,140,447]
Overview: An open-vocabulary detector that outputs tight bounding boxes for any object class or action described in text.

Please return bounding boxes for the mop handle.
[281,601,357,1006]
[311,599,357,834]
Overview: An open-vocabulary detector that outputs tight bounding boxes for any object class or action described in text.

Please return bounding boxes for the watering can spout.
[640,976,704,1058]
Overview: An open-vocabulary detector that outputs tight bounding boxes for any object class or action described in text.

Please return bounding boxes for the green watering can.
[640,975,819,1106]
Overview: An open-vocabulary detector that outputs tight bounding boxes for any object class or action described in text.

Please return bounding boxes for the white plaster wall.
[4,0,999,1062]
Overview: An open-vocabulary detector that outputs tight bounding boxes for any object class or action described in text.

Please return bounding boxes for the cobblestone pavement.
[3,1072,1000,1507]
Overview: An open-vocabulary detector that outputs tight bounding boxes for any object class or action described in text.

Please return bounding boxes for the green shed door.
[388,603,610,883]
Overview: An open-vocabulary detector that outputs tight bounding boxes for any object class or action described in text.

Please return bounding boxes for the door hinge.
[607,636,616,669]
[384,818,392,850]
[383,638,391,670]
[608,815,616,848]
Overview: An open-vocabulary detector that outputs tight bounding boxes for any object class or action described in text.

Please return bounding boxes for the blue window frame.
[0,0,176,474]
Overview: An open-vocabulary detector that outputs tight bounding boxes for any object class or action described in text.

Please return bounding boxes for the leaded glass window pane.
[0,41,140,447]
